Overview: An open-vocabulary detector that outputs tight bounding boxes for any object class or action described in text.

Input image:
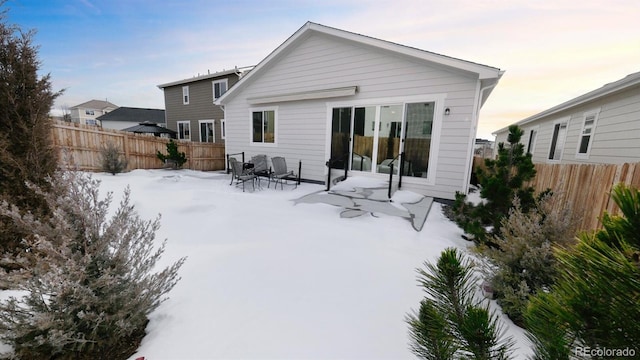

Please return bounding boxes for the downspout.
[462,80,499,195]
[219,104,227,171]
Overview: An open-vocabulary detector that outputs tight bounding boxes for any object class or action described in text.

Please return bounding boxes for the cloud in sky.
[5,0,640,139]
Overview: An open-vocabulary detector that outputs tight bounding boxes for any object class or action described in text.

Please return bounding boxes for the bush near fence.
[51,121,225,172]
[472,156,640,231]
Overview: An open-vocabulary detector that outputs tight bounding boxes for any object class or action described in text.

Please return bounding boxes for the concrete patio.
[294,177,433,231]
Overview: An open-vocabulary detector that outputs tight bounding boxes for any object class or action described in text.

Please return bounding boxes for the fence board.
[51,121,225,172]
[472,157,640,232]
[526,162,640,231]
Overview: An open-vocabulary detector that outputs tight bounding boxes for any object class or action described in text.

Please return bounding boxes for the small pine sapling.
[407,248,514,360]
[156,139,187,169]
[100,141,128,175]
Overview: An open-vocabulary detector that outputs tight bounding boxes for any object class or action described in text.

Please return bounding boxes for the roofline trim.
[217,21,502,105]
[493,71,640,135]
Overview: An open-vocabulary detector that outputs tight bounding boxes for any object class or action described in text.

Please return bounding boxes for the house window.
[182,86,189,105]
[252,109,276,144]
[577,110,599,157]
[221,119,226,139]
[85,109,95,116]
[199,120,215,143]
[548,121,568,161]
[86,119,96,126]
[212,79,228,101]
[527,128,537,154]
[177,121,191,140]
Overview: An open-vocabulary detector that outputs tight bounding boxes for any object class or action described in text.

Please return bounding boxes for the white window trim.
[575,108,600,159]
[547,118,569,163]
[325,93,446,186]
[212,79,228,101]
[198,119,216,143]
[177,120,191,141]
[221,119,226,139]
[182,86,189,105]
[526,126,539,155]
[249,107,278,146]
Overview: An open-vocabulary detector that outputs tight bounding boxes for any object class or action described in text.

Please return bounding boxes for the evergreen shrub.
[0,171,186,359]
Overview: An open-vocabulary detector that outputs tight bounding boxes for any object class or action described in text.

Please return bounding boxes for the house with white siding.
[216,22,504,200]
[493,71,640,165]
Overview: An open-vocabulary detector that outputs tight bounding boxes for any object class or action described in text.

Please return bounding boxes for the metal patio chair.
[229,157,256,192]
[271,156,300,189]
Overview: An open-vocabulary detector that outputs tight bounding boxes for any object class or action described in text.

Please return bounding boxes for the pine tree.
[407,248,514,360]
[525,184,640,357]
[156,139,187,169]
[448,125,537,244]
[0,171,186,359]
[0,4,61,258]
[101,141,128,175]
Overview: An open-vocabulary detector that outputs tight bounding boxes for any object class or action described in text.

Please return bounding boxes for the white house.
[69,99,118,125]
[493,71,640,165]
[216,22,503,200]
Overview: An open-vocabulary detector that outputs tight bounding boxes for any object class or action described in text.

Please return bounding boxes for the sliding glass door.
[374,105,403,175]
[330,107,351,170]
[403,102,434,178]
[330,101,435,179]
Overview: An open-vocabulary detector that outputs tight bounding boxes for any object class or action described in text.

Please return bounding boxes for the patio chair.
[229,157,256,192]
[251,154,272,188]
[271,156,300,189]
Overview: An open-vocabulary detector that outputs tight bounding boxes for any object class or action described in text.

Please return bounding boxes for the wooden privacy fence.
[472,157,640,231]
[527,162,640,231]
[51,121,226,172]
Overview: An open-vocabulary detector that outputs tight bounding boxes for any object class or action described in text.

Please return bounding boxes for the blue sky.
[5,0,640,139]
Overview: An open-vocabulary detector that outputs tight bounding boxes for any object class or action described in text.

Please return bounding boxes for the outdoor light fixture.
[444,108,451,115]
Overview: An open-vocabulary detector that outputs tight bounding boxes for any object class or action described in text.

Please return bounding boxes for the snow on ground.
[1,169,533,359]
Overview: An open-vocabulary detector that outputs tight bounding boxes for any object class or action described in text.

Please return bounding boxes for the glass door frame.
[326,94,445,185]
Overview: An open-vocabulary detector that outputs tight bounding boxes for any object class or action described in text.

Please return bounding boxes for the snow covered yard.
[2,169,532,359]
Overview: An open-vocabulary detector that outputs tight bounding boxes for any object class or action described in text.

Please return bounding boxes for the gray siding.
[224,33,484,200]
[497,85,640,164]
[163,75,240,142]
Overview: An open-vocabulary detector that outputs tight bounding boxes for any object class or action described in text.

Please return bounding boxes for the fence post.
[388,163,394,199]
[123,134,131,171]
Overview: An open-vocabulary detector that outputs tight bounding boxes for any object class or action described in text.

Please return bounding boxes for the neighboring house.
[157,67,252,143]
[493,71,640,164]
[70,100,118,125]
[96,107,166,130]
[216,22,504,200]
[475,138,494,158]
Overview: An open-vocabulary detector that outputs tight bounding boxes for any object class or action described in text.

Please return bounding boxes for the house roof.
[493,70,640,135]
[157,66,254,89]
[71,99,118,110]
[122,121,176,136]
[96,107,165,123]
[217,21,504,105]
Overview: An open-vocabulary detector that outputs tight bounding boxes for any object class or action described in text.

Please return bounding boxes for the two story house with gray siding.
[216,22,503,200]
[493,71,640,164]
[158,68,251,143]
